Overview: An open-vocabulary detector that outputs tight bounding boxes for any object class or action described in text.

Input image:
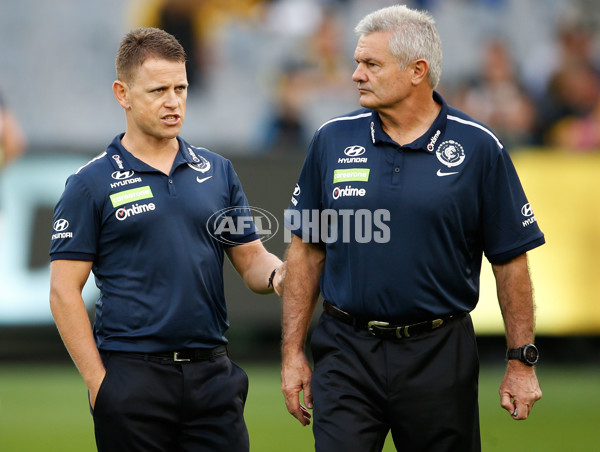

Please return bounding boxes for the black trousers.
[310,312,481,452]
[92,351,249,452]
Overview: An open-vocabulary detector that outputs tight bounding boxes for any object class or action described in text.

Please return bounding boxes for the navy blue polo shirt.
[50,134,258,352]
[285,91,545,321]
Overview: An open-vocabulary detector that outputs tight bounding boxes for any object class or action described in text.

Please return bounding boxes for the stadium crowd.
[131,0,600,154]
[1,0,599,155]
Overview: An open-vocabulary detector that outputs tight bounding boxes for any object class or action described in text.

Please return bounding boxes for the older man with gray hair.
[281,5,544,451]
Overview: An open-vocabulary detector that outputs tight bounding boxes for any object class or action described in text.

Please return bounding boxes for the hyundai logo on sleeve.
[52,219,73,240]
[521,203,538,227]
[521,203,534,217]
[53,219,69,232]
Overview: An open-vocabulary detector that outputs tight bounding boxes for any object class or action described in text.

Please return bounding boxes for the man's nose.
[352,64,366,83]
[164,89,178,107]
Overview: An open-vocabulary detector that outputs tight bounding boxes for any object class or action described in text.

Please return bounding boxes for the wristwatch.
[506,344,539,366]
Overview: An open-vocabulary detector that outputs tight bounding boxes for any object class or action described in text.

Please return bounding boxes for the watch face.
[524,345,539,364]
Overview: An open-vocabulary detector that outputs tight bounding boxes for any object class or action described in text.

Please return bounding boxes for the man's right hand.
[281,352,313,426]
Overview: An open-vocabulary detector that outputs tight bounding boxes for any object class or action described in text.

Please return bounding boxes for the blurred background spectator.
[259,5,355,153]
[451,38,537,149]
[260,59,313,154]
[0,91,27,169]
[540,62,600,150]
[155,0,208,92]
[0,89,27,247]
[526,4,600,150]
[139,0,266,93]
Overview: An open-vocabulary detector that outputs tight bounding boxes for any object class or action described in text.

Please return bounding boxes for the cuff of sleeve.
[223,232,260,247]
[487,235,546,264]
[50,252,95,261]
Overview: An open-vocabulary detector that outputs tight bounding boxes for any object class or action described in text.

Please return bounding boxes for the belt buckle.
[367,320,389,336]
[173,352,191,362]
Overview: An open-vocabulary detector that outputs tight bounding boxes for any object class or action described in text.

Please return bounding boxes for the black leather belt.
[106,345,228,363]
[323,301,465,339]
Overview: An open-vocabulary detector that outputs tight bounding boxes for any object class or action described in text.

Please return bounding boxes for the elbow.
[49,283,76,319]
[49,285,63,318]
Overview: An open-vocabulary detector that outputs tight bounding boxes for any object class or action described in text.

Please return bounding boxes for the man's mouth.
[162,114,180,124]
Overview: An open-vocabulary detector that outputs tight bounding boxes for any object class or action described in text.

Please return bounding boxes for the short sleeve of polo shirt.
[481,147,544,263]
[217,160,260,246]
[50,173,100,261]
[284,134,323,242]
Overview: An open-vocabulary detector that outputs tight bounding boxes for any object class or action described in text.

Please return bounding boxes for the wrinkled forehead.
[354,31,394,60]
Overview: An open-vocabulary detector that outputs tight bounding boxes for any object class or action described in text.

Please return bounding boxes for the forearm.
[280,236,324,425]
[241,250,282,294]
[281,236,324,357]
[493,253,535,348]
[49,260,104,392]
[493,253,542,420]
[227,240,282,294]
[50,289,105,390]
[498,264,537,374]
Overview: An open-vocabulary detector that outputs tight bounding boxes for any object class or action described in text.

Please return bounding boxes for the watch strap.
[267,266,279,289]
[506,348,522,361]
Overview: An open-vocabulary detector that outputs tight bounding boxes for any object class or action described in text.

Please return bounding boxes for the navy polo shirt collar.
[370,90,448,153]
[105,134,201,173]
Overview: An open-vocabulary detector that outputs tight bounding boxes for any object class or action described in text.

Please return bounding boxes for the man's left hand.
[499,360,542,420]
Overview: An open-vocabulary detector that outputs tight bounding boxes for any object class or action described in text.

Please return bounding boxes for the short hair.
[115,27,187,84]
[355,5,442,89]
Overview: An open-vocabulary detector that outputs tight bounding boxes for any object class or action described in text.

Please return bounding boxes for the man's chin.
[161,126,183,140]
[358,98,375,109]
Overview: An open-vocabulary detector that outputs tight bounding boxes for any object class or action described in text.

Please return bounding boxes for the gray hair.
[355,5,442,89]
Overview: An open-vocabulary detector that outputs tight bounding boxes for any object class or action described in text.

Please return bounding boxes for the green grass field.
[0,363,599,451]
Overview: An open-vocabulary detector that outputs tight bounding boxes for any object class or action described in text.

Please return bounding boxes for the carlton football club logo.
[436,140,465,168]
[187,156,211,173]
[186,147,211,173]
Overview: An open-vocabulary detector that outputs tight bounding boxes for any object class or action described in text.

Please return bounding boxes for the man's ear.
[113,80,130,109]
[411,59,430,86]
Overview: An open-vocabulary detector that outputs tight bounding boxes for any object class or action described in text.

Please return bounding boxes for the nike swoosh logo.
[196,176,213,183]
[436,169,459,177]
